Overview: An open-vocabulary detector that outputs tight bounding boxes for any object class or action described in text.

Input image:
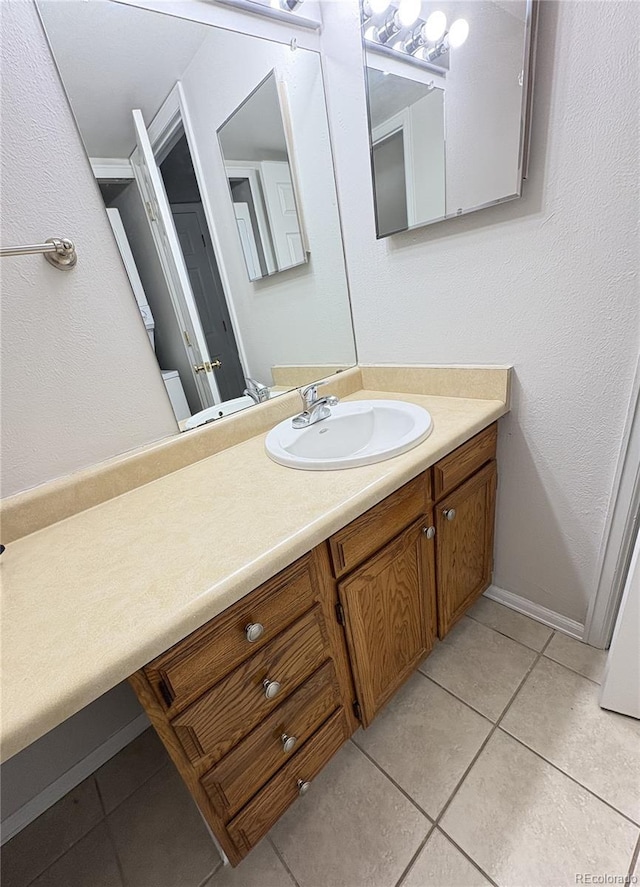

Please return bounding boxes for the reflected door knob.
[245,622,264,643]
[297,778,311,795]
[263,678,281,700]
[422,526,436,539]
[281,733,297,753]
[443,508,456,521]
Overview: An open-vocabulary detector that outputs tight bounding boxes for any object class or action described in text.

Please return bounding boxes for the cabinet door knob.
[422,526,436,539]
[245,622,264,643]
[281,733,297,753]
[297,778,311,795]
[263,678,281,700]
[443,508,456,521]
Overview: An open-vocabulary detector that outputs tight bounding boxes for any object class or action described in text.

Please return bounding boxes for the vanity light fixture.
[270,0,303,10]
[362,0,391,22]
[423,17,469,60]
[213,0,320,31]
[375,0,421,43]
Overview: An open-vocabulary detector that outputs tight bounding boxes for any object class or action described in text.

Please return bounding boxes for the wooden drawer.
[172,606,329,768]
[144,554,319,716]
[432,423,497,501]
[227,708,350,855]
[201,661,341,819]
[328,472,431,578]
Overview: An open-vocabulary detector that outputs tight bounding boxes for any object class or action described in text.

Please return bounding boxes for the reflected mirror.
[362,0,536,236]
[218,71,307,281]
[37,1,356,431]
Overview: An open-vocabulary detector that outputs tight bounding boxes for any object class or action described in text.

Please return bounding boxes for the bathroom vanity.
[0,365,509,860]
[130,420,498,865]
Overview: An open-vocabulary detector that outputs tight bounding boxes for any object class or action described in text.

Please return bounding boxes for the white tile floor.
[2,600,639,887]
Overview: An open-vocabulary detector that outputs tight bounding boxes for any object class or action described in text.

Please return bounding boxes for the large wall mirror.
[37,1,356,430]
[361,0,537,237]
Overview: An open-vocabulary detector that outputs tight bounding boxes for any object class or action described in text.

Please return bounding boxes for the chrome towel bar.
[0,237,77,269]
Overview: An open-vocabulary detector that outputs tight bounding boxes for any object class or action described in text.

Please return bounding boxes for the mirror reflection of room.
[37,1,356,431]
[363,0,533,237]
[218,72,307,281]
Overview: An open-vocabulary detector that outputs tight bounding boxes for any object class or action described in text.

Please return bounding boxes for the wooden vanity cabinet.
[337,517,437,726]
[433,425,498,637]
[129,422,498,865]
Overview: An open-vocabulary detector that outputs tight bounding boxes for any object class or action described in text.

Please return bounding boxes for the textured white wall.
[0,0,178,498]
[320,0,640,624]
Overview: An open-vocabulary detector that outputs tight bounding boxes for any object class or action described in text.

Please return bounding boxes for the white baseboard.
[1,712,150,845]
[484,584,585,639]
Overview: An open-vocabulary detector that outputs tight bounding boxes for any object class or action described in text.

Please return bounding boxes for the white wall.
[0,0,178,498]
[320,0,640,624]
[178,25,355,382]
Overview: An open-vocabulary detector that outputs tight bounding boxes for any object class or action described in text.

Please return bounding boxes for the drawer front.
[201,661,341,819]
[432,423,497,501]
[227,708,350,855]
[144,553,319,715]
[328,472,431,579]
[172,606,329,768]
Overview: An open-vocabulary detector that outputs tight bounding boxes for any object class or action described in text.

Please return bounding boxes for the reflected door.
[260,162,305,269]
[172,205,246,402]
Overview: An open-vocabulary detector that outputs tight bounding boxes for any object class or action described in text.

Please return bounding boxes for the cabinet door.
[436,460,497,638]
[338,518,437,726]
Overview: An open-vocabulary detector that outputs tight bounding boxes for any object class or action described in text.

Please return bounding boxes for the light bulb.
[397,0,421,29]
[447,17,469,48]
[364,0,391,15]
[424,10,446,42]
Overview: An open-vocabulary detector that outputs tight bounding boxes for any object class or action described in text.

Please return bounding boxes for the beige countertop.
[1,381,508,762]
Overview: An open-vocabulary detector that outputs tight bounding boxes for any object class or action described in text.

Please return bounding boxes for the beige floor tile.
[419,618,536,721]
[206,840,295,887]
[95,726,169,814]
[354,672,492,817]
[270,741,429,887]
[544,632,608,683]
[29,823,122,887]
[466,596,553,651]
[108,765,220,887]
[401,829,491,887]
[440,731,639,887]
[0,777,103,887]
[502,657,640,823]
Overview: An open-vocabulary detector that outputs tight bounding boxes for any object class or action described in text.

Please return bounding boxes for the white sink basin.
[265,400,433,470]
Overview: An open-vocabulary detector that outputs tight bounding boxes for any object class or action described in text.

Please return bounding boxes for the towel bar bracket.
[0,237,77,269]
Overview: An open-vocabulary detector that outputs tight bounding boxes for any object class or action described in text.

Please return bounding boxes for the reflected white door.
[234,203,262,282]
[259,161,304,269]
[130,108,220,407]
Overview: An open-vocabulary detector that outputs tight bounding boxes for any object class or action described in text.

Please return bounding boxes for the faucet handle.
[300,384,319,409]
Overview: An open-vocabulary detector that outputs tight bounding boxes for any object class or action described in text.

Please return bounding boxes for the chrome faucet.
[244,378,270,404]
[292,384,339,429]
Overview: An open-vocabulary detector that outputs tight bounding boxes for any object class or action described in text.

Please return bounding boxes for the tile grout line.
[392,823,436,887]
[197,860,224,887]
[20,777,108,887]
[464,609,553,653]
[266,835,303,887]
[628,831,640,878]
[432,826,500,887]
[349,738,436,824]
[415,668,498,722]
[540,654,605,687]
[500,729,640,830]
[432,632,555,831]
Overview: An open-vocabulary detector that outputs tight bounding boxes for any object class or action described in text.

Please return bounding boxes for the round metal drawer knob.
[263,678,281,700]
[443,508,456,522]
[281,733,297,753]
[422,526,436,539]
[245,622,265,643]
[297,778,311,796]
